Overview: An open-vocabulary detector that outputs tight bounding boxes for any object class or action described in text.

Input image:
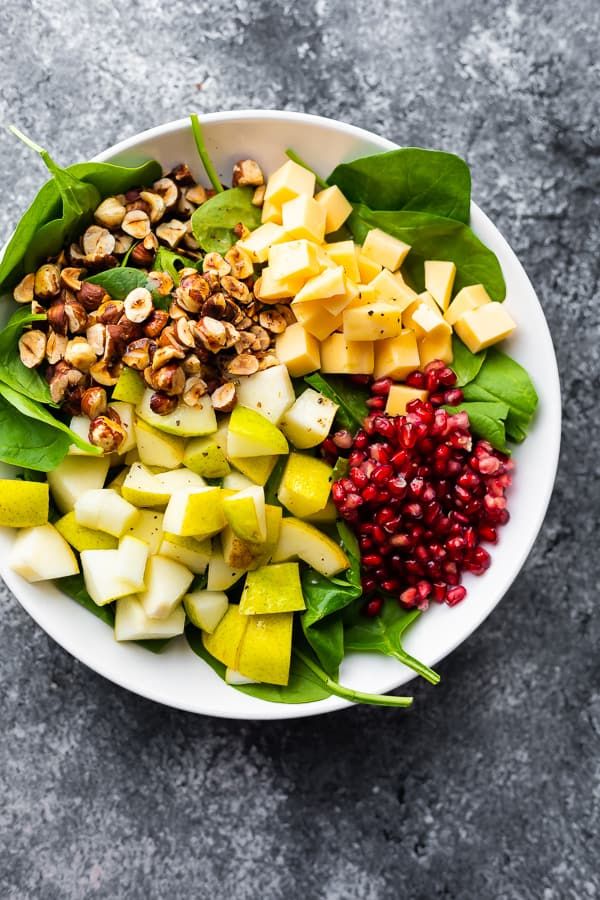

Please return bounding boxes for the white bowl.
[0,111,561,719]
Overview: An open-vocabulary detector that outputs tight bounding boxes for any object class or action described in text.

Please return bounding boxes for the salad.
[0,115,538,709]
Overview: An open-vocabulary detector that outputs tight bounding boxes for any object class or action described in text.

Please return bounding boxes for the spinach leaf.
[264,456,287,507]
[349,205,506,301]
[87,267,168,308]
[0,395,71,470]
[58,574,171,653]
[0,308,54,403]
[344,601,440,685]
[0,179,60,290]
[64,158,162,198]
[462,348,538,442]
[191,187,262,254]
[444,401,509,452]
[0,382,100,455]
[451,335,487,387]
[190,114,224,194]
[153,246,199,285]
[331,456,349,482]
[304,372,369,433]
[328,148,471,224]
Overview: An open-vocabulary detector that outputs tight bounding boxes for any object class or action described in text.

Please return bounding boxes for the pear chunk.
[227,407,288,458]
[183,424,230,477]
[184,590,228,633]
[222,486,267,544]
[55,511,118,552]
[159,533,211,574]
[239,562,305,615]
[207,550,247,591]
[125,509,164,555]
[47,456,110,513]
[272,517,349,576]
[229,454,276,486]
[277,453,333,518]
[80,535,149,605]
[9,524,79,582]
[136,388,216,436]
[138,555,194,619]
[235,365,295,424]
[134,418,185,469]
[115,595,185,642]
[74,489,139,537]
[280,388,338,449]
[121,463,205,508]
[0,479,49,527]
[202,604,249,669]
[237,612,293,685]
[163,486,226,538]
[112,368,146,405]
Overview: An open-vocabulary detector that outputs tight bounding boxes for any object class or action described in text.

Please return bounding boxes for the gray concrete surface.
[0,1,599,898]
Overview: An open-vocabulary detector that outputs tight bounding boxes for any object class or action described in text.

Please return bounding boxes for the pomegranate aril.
[426,371,441,392]
[416,580,432,600]
[406,371,426,389]
[373,463,394,484]
[362,553,383,568]
[403,502,423,518]
[371,377,394,395]
[399,587,418,607]
[388,476,408,497]
[437,366,457,387]
[366,396,386,410]
[353,431,369,450]
[362,485,378,503]
[365,598,383,617]
[362,576,376,593]
[359,536,373,551]
[446,585,467,606]
[433,583,447,603]
[332,482,346,504]
[333,429,353,449]
[444,388,464,406]
[429,391,445,406]
[479,524,498,543]
[381,579,400,593]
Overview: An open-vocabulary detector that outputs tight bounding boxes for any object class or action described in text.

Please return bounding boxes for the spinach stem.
[8,125,45,155]
[294,649,413,708]
[393,650,440,686]
[285,149,329,190]
[190,114,224,193]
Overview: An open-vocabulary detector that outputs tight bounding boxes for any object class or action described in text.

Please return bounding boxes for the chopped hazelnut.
[152,345,184,370]
[203,252,231,278]
[64,301,88,334]
[81,386,107,419]
[13,273,35,304]
[211,382,237,412]
[259,309,287,333]
[186,184,208,205]
[77,281,106,312]
[130,242,156,268]
[252,184,266,207]
[114,233,134,256]
[147,270,174,297]
[94,299,124,325]
[124,287,153,323]
[232,159,264,187]
[123,338,154,371]
[88,415,125,453]
[183,375,208,406]
[46,331,69,364]
[34,264,61,301]
[47,361,85,403]
[224,246,254,280]
[82,225,116,259]
[153,177,179,209]
[182,354,203,375]
[143,309,169,339]
[86,323,106,357]
[175,317,195,349]
[122,209,151,239]
[139,191,166,224]
[18,330,46,368]
[94,197,126,229]
[153,363,185,396]
[149,391,178,415]
[221,274,251,305]
[156,219,187,248]
[64,337,97,371]
[89,358,122,386]
[227,354,259,376]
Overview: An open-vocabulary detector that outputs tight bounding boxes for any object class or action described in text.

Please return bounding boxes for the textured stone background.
[0,1,599,898]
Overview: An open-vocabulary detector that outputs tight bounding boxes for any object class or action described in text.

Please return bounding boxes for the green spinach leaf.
[444,401,509,452]
[344,601,440,685]
[331,456,349,482]
[264,456,287,507]
[328,148,471,223]
[349,205,506,301]
[462,348,538,442]
[451,335,487,387]
[153,246,199,285]
[304,372,369,433]
[0,382,99,455]
[87,267,168,308]
[190,114,224,194]
[0,395,71,470]
[0,308,54,403]
[191,187,262,254]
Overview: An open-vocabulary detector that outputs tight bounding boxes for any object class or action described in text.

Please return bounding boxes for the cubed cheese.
[293,266,346,303]
[454,303,516,353]
[281,195,326,243]
[373,330,420,380]
[362,228,411,271]
[425,260,456,312]
[444,284,491,325]
[403,291,440,329]
[291,300,343,341]
[343,303,404,341]
[325,240,361,282]
[365,269,415,310]
[320,333,374,374]
[385,385,429,415]
[268,239,321,281]
[410,304,452,339]
[255,267,306,301]
[237,223,284,263]
[264,159,316,207]
[356,251,382,283]
[418,330,453,368]
[314,185,353,233]
[275,323,321,377]
[321,278,360,316]
[261,199,283,225]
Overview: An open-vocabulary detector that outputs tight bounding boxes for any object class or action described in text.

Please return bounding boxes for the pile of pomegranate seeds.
[327,361,514,614]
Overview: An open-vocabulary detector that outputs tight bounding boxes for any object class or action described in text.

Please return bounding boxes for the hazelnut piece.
[143,309,169,339]
[88,415,125,453]
[122,209,151,239]
[124,287,153,323]
[211,382,237,413]
[149,392,178,416]
[232,159,264,187]
[18,330,46,368]
[139,191,166,224]
[94,197,126,229]
[224,247,254,280]
[183,376,208,407]
[130,242,156,268]
[82,225,116,259]
[34,264,61,301]
[153,177,179,209]
[81,386,107,419]
[156,219,187,248]
[46,331,69,364]
[77,281,106,312]
[154,363,185,396]
[64,338,97,371]
[252,184,266,207]
[203,252,231,278]
[13,273,35,304]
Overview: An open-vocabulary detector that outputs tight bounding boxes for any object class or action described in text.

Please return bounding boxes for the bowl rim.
[0,109,561,719]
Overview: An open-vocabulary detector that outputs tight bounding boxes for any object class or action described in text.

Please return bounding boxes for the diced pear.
[291,300,343,341]
[454,303,516,353]
[55,511,118,551]
[67,415,94,456]
[268,239,321,281]
[386,385,429,415]
[424,260,456,312]
[274,322,320,377]
[234,364,295,424]
[138,555,194,619]
[114,535,149,592]
[281,194,326,243]
[225,668,258,685]
[114,595,185,642]
[136,388,217,437]
[303,498,337,524]
[237,612,293,685]
[293,266,346,304]
[160,533,211,574]
[320,333,374,375]
[264,159,316,207]
[362,228,411,270]
[239,562,304,615]
[222,471,255,491]
[343,303,404,341]
[229,454,277,486]
[277,453,333,518]
[221,526,260,570]
[125,509,164,555]
[183,424,230,477]
[222,486,267,544]
[74,489,139,537]
[108,402,136,453]
[0,479,49,527]
[112,367,146,404]
[314,185,353,233]
[271,517,349,576]
[163,486,225,538]
[227,407,288,458]
[280,388,338,449]
[9,524,79,582]
[183,590,228,633]
[444,284,491,326]
[373,330,420,380]
[207,550,247,590]
[121,463,205,508]
[202,603,249,669]
[80,549,136,605]
[47,456,110,513]
[134,418,184,469]
[254,504,283,563]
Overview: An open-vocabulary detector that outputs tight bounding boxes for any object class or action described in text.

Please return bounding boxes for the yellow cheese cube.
[343,303,404,341]
[418,330,453,368]
[293,266,346,304]
[454,303,516,353]
[445,284,491,326]
[403,291,440,329]
[366,269,415,311]
[237,223,284,263]
[281,195,326,243]
[410,304,452,339]
[357,251,382,283]
[268,240,321,281]
[425,260,456,312]
[291,300,343,341]
[386,385,429,415]
[373,330,420,380]
[261,199,283,225]
[362,228,411,271]
[314,185,353,233]
[264,159,316,207]
[255,267,306,302]
[315,246,337,270]
[325,240,361,283]
[320,333,374,374]
[275,322,320,377]
[321,279,360,316]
